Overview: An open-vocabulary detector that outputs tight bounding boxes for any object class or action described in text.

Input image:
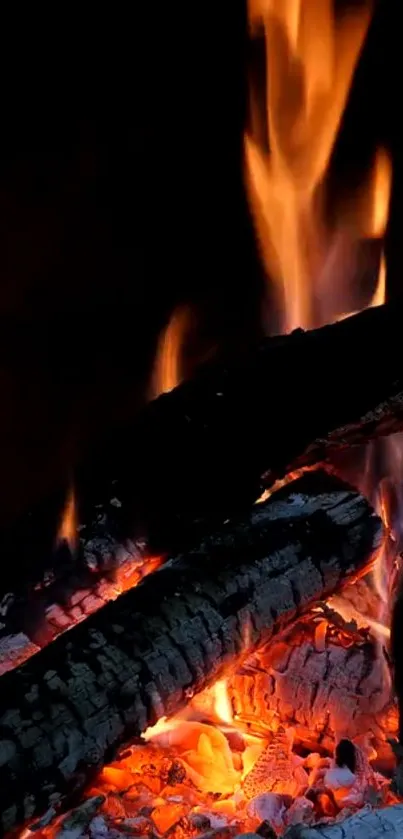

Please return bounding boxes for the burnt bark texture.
[0,471,380,834]
[79,300,403,553]
[229,624,397,773]
[285,803,403,837]
[1,300,402,599]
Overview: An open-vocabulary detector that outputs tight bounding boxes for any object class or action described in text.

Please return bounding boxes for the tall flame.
[244,0,391,333]
[151,306,190,399]
[245,2,394,642]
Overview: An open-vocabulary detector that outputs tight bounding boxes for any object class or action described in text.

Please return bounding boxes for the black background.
[0,2,400,531]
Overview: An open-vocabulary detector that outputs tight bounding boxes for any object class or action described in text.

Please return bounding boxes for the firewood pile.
[2,305,403,838]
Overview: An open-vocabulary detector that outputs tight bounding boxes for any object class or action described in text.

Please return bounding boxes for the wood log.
[1,300,402,598]
[0,471,380,834]
[228,620,397,774]
[283,803,403,837]
[77,300,403,553]
[0,548,161,672]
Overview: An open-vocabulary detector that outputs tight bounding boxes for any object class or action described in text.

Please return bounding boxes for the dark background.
[0,2,399,531]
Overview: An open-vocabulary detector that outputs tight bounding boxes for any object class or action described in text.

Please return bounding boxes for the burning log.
[0,471,380,834]
[228,620,397,774]
[283,803,403,837]
[80,300,403,551]
[2,300,402,599]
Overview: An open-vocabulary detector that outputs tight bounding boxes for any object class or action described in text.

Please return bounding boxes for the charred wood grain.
[79,300,403,552]
[0,471,381,834]
[1,300,402,597]
[229,624,397,773]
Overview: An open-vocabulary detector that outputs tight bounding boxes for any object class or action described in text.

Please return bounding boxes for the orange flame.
[368,148,392,239]
[245,1,394,650]
[244,0,392,333]
[57,486,78,552]
[366,148,391,310]
[151,306,189,399]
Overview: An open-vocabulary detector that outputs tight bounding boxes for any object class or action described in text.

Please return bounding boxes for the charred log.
[79,300,403,552]
[0,471,380,834]
[1,300,402,598]
[228,620,397,774]
[0,548,161,669]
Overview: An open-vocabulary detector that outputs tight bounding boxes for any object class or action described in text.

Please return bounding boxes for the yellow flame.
[151,306,189,399]
[211,679,233,724]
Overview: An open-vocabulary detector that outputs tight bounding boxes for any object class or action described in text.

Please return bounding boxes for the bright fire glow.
[245,0,391,332]
[151,305,190,398]
[369,148,392,238]
[245,0,394,646]
[211,679,234,724]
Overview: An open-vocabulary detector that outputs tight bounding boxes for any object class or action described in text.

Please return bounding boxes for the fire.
[369,148,392,239]
[211,679,234,725]
[57,485,77,552]
[12,6,402,839]
[245,0,391,332]
[38,635,397,839]
[246,0,395,650]
[151,305,190,398]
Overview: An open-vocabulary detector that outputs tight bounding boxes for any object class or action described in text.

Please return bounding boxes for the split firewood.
[228,618,397,773]
[0,471,381,834]
[282,802,403,837]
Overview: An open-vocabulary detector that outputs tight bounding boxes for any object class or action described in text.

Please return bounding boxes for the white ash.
[324,766,356,790]
[284,798,315,829]
[246,792,286,827]
[53,797,105,839]
[88,815,109,837]
[282,803,403,837]
[0,632,39,674]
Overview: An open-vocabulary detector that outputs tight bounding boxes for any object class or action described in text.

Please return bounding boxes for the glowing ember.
[27,651,398,839]
[0,550,163,675]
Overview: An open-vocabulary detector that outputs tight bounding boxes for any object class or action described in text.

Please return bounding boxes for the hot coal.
[0,471,381,833]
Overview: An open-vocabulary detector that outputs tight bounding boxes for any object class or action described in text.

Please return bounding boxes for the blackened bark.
[80,300,403,552]
[0,471,381,834]
[1,300,402,599]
